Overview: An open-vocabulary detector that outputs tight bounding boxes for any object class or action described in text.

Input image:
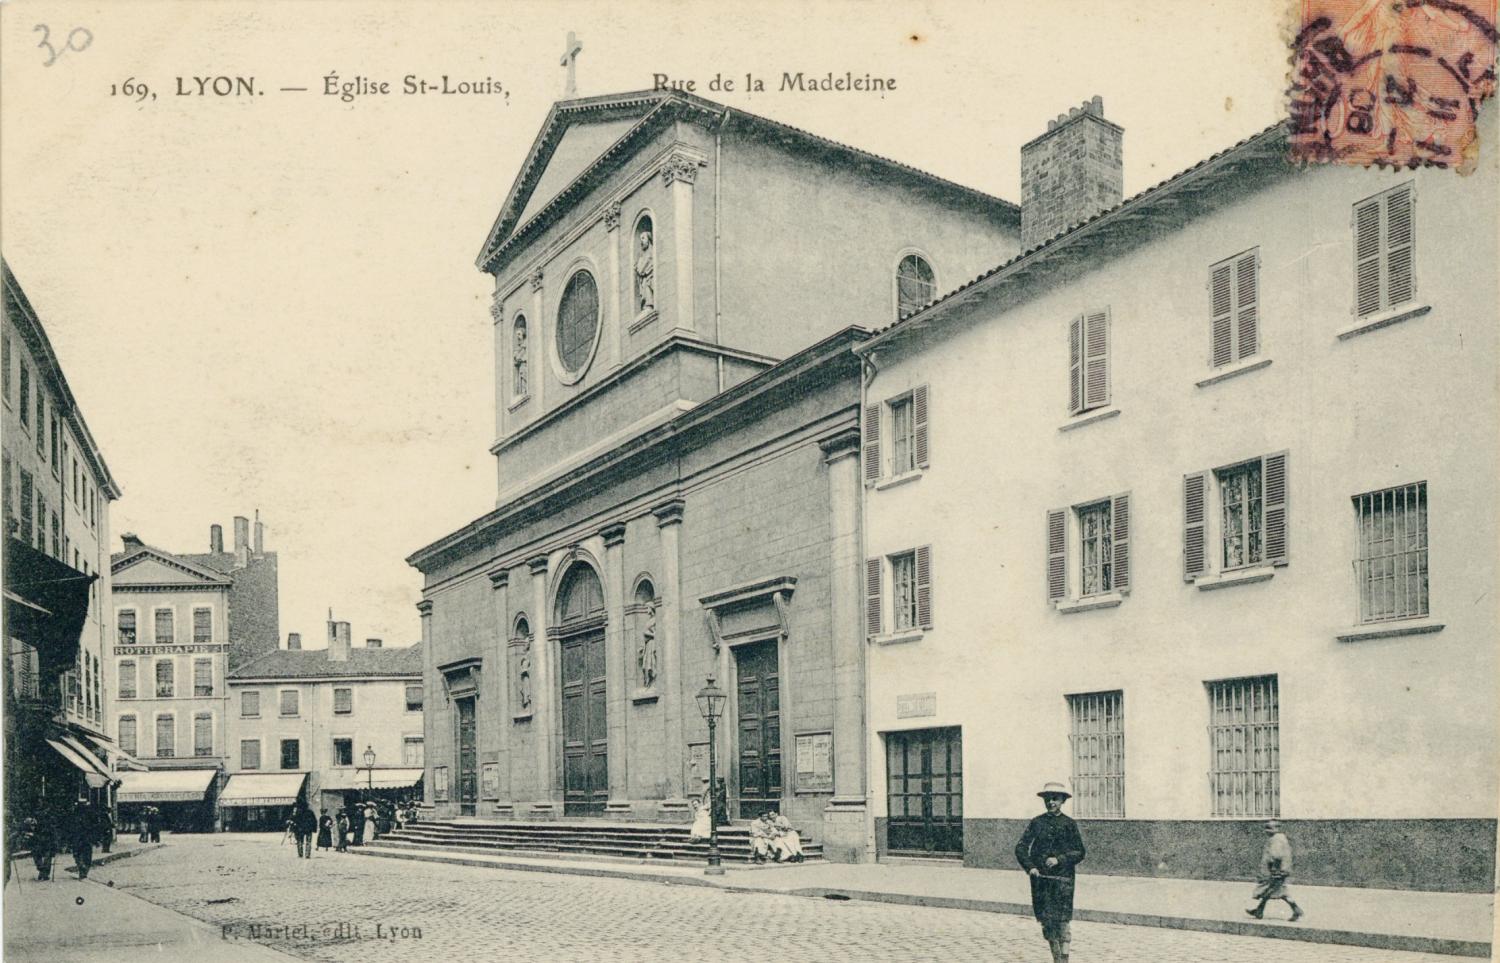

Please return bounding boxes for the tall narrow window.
[154,608,174,644]
[1078,501,1114,596]
[279,689,299,717]
[1209,249,1259,367]
[406,684,423,713]
[1353,182,1415,318]
[241,690,261,718]
[35,396,44,454]
[19,471,33,547]
[1068,309,1110,415]
[333,738,354,767]
[155,714,176,758]
[895,254,935,319]
[118,716,137,756]
[280,739,300,770]
[1354,482,1428,623]
[1208,675,1279,817]
[193,713,213,756]
[889,396,915,475]
[18,362,30,428]
[118,660,137,699]
[333,687,352,715]
[193,659,213,697]
[241,739,261,770]
[890,551,918,631]
[155,660,174,698]
[403,736,425,767]
[192,607,212,644]
[1068,691,1124,817]
[2,333,10,403]
[1218,461,1263,570]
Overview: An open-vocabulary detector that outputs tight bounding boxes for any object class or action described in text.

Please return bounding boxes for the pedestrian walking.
[1246,820,1304,922]
[1015,782,1086,963]
[24,816,56,881]
[147,806,161,843]
[361,803,377,845]
[136,811,149,843]
[292,801,317,858]
[69,802,96,880]
[95,805,114,854]
[317,810,333,851]
[349,804,364,847]
[336,810,351,852]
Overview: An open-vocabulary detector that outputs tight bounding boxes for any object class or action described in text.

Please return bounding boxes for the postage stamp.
[1289,0,1498,171]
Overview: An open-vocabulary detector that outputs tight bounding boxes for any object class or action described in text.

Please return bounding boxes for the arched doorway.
[555,562,607,815]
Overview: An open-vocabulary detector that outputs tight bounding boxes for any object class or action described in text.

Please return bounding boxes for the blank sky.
[0,0,1289,647]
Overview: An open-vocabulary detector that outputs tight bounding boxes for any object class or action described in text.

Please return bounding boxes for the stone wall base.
[821,796,872,863]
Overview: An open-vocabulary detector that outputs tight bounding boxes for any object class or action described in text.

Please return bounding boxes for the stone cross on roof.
[560,31,582,97]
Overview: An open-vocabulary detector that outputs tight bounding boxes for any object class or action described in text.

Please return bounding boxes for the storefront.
[116,768,219,833]
[317,767,423,818]
[218,772,308,831]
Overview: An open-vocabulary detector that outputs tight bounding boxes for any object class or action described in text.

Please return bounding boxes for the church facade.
[408,90,1019,860]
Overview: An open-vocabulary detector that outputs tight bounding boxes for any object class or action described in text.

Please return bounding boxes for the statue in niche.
[513,321,529,397]
[633,221,655,315]
[516,645,533,709]
[636,604,658,689]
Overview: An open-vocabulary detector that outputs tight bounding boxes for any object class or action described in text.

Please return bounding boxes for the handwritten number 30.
[35,24,93,67]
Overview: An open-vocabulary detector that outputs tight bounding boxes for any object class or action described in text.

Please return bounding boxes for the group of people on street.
[134,805,162,843]
[286,799,421,857]
[1014,781,1305,963]
[11,799,118,883]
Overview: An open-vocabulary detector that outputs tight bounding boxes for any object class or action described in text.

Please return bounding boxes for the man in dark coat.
[1015,781,1086,963]
[69,802,96,880]
[292,802,318,858]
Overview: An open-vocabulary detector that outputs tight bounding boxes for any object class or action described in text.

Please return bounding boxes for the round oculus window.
[556,270,600,376]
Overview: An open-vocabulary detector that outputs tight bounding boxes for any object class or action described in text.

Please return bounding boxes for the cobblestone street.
[81,835,1465,963]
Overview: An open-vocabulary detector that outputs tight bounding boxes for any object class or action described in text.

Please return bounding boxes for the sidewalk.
[354,845,1496,958]
[2,868,292,963]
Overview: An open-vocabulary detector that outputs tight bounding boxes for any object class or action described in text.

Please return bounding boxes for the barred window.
[193,713,213,757]
[155,714,176,758]
[1078,501,1114,596]
[193,607,212,644]
[194,659,213,697]
[890,551,918,631]
[1354,482,1428,623]
[241,690,260,718]
[241,739,261,770]
[154,608,174,644]
[155,660,174,698]
[334,687,352,715]
[1218,461,1263,569]
[118,716,137,756]
[1068,691,1124,817]
[1208,675,1279,817]
[118,660,136,699]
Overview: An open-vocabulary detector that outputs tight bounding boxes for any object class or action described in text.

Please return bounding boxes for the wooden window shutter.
[865,557,883,636]
[1068,315,1084,414]
[1385,185,1415,307]
[1046,509,1067,601]
[913,384,930,468]
[915,545,933,628]
[862,403,881,485]
[1183,471,1209,581]
[1210,262,1234,367]
[1111,492,1131,591]
[1235,250,1259,359]
[1083,309,1110,409]
[1262,451,1289,564]
[1353,196,1383,317]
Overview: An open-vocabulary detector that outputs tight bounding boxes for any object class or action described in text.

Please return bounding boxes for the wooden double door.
[886,727,964,855]
[457,696,478,816]
[734,639,783,819]
[560,628,608,815]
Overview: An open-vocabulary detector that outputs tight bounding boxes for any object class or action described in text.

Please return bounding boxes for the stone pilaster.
[416,599,435,810]
[600,522,631,814]
[606,205,623,368]
[819,428,872,862]
[526,554,559,815]
[488,569,512,812]
[528,268,545,411]
[653,499,691,814]
[661,152,700,337]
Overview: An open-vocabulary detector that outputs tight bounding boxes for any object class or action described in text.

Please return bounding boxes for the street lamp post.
[363,746,375,802]
[695,676,727,876]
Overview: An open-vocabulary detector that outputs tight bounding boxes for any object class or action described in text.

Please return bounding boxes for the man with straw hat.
[1015,781,1087,963]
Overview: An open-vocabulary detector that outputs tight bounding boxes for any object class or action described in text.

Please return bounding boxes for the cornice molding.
[415,599,434,616]
[651,499,685,528]
[600,522,627,547]
[526,555,550,576]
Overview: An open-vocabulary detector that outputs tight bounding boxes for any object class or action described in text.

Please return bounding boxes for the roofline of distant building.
[225,673,422,683]
[2,259,123,499]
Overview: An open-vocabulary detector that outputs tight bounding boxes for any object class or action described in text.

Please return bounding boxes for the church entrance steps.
[376,818,822,864]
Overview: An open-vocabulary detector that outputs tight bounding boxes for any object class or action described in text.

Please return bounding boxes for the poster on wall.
[794,731,833,793]
[434,766,450,802]
[687,741,709,790]
[480,763,501,800]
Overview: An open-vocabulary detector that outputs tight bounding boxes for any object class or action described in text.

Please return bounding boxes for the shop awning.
[320,768,424,791]
[46,737,114,789]
[82,732,149,772]
[117,768,217,803]
[219,772,307,807]
[4,537,96,678]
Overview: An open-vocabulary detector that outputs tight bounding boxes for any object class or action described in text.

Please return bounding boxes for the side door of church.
[734,639,782,819]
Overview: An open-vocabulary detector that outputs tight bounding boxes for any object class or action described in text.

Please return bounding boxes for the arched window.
[896,254,936,319]
[512,315,529,399]
[556,563,605,625]
[556,270,600,376]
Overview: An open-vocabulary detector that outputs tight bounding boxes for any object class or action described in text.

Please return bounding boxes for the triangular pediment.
[515,117,643,229]
[112,549,230,587]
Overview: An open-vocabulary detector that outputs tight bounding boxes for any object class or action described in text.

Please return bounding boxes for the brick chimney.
[327,617,351,662]
[232,515,250,568]
[286,632,302,650]
[121,533,144,552]
[210,524,224,554]
[365,638,383,649]
[253,509,265,556]
[1020,95,1123,251]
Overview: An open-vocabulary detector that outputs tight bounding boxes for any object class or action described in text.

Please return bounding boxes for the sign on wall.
[793,731,833,793]
[897,692,937,719]
[480,763,500,800]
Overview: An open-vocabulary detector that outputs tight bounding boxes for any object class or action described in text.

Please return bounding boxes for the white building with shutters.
[854,100,1497,892]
